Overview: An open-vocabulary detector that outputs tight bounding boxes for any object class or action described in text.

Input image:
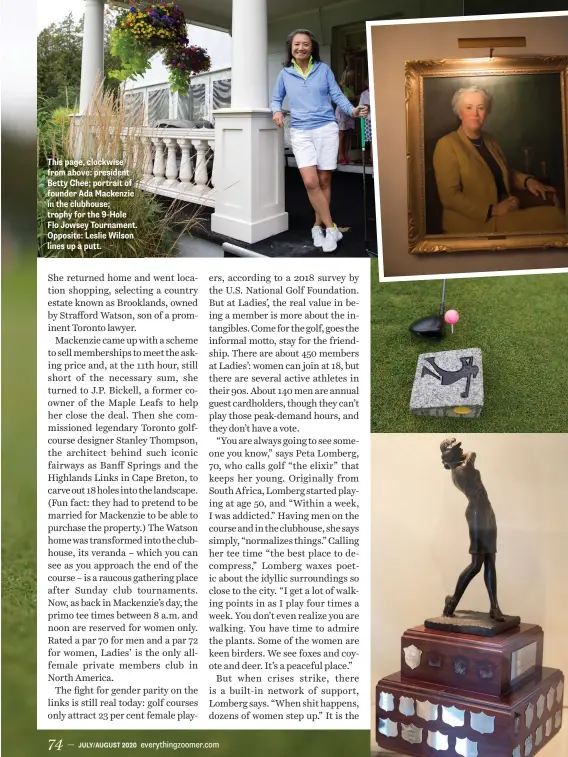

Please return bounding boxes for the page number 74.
[48,740,64,751]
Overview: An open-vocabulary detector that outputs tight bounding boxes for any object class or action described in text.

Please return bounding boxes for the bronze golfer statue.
[378,438,562,755]
[440,438,505,622]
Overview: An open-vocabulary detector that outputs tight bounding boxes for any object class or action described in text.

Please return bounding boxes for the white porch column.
[79,0,105,113]
[231,0,267,110]
[211,0,288,244]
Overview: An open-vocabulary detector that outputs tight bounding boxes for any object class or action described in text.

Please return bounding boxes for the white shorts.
[290,122,339,170]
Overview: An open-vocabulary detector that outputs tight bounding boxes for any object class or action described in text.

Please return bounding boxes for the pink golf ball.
[444,309,460,325]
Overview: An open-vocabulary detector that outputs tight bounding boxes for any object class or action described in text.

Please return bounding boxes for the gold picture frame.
[405,56,568,254]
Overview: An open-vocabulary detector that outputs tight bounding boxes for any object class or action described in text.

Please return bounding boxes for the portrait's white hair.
[451,86,493,116]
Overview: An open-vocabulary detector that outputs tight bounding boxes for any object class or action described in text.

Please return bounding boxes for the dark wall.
[371,15,568,277]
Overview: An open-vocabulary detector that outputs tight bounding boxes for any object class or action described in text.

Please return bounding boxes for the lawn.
[371,262,568,433]
[2,260,38,756]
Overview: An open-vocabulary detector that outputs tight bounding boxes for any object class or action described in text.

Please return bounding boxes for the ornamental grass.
[37,85,202,258]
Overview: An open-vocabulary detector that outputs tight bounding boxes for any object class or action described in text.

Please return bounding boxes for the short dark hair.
[284,29,321,67]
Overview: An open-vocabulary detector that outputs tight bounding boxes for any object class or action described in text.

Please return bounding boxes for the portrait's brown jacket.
[433,126,530,233]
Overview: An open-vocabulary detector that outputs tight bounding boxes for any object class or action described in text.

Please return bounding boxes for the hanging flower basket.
[164,45,211,94]
[109,3,211,97]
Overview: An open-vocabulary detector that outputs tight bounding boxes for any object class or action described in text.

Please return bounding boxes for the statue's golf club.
[409,279,447,338]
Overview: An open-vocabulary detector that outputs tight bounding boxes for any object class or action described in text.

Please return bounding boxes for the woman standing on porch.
[271,29,368,253]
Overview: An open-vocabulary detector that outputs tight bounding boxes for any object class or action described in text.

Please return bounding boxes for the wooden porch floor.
[168,166,377,258]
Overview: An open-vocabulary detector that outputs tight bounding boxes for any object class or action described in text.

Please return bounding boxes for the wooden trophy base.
[401,623,544,697]
[376,666,564,756]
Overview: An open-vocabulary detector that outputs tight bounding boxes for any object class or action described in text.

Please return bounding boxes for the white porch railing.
[121,127,216,207]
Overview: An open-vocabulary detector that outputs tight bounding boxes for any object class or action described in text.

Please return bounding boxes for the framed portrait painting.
[405,55,568,253]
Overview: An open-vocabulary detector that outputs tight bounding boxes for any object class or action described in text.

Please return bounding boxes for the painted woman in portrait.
[433,86,565,235]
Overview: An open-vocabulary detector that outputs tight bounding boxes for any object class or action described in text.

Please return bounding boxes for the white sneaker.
[312,226,325,248]
[322,225,343,253]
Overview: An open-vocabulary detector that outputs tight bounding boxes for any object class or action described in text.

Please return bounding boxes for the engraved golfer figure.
[422,356,479,399]
[440,438,505,621]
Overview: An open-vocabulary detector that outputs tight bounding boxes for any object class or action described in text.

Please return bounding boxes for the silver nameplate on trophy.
[547,686,555,711]
[455,737,478,757]
[378,691,394,712]
[399,696,415,716]
[525,702,534,729]
[442,705,465,727]
[401,723,423,744]
[378,718,398,738]
[536,694,545,719]
[470,710,495,734]
[427,731,449,751]
[403,644,422,670]
[416,699,438,721]
[510,642,537,682]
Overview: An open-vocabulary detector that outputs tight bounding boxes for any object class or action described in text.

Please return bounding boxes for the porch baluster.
[118,128,216,206]
[130,135,141,175]
[177,139,193,187]
[141,137,153,181]
[151,137,166,183]
[119,134,131,171]
[164,137,179,185]
[192,139,209,193]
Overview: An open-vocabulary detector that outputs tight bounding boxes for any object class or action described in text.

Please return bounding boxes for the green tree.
[37,10,122,114]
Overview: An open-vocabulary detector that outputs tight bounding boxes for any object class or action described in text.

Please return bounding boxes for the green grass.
[1,263,371,757]
[371,260,568,432]
[2,259,38,755]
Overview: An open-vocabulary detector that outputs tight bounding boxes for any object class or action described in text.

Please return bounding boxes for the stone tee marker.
[410,348,484,418]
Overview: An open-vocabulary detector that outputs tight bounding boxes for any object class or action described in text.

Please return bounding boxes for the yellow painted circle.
[453,407,472,415]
